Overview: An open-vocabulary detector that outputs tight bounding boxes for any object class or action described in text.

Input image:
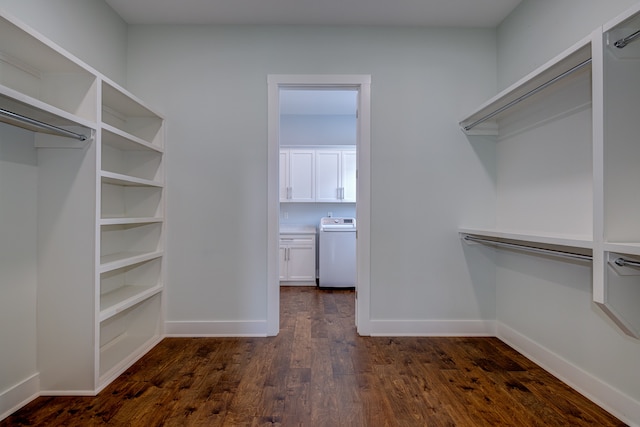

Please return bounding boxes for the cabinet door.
[287,244,316,281]
[279,150,290,202]
[289,150,315,202]
[341,150,357,202]
[315,150,341,202]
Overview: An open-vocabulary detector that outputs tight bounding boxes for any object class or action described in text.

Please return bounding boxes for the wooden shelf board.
[100,217,163,226]
[101,80,163,119]
[459,35,592,134]
[101,171,163,187]
[100,251,163,273]
[99,284,163,322]
[101,124,163,153]
[603,242,640,257]
[0,85,96,130]
[99,332,161,380]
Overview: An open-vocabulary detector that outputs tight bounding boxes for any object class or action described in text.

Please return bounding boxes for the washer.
[319,217,356,288]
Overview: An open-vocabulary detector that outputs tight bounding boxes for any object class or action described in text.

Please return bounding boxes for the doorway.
[267,75,371,336]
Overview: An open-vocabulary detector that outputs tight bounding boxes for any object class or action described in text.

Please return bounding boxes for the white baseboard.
[369,319,496,336]
[165,320,268,337]
[0,373,39,422]
[497,322,640,427]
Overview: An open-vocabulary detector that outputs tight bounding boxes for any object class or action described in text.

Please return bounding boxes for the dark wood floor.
[2,287,625,426]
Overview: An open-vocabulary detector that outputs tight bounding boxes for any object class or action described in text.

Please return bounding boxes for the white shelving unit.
[0,9,165,399]
[98,79,165,384]
[460,3,640,339]
[593,4,640,338]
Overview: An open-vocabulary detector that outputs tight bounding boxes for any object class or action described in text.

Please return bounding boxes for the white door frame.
[267,74,371,336]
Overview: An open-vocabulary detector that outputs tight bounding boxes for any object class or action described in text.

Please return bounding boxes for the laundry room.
[278,88,358,288]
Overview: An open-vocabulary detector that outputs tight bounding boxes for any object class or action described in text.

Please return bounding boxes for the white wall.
[493,0,640,420]
[0,0,128,84]
[280,114,356,146]
[497,0,639,89]
[125,25,498,325]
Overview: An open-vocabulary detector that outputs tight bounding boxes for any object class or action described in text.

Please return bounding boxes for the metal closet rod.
[463,58,592,132]
[463,235,593,262]
[0,108,88,141]
[614,29,640,48]
[614,257,640,268]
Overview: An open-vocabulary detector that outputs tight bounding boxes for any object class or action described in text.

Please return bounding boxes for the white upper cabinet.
[280,148,315,202]
[315,150,341,202]
[316,149,356,203]
[281,147,355,203]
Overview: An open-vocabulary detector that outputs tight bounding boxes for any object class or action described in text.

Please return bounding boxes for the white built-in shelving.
[98,78,165,383]
[460,3,640,339]
[0,8,165,401]
[593,4,640,338]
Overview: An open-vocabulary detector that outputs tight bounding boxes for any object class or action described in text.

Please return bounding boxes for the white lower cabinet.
[279,232,316,283]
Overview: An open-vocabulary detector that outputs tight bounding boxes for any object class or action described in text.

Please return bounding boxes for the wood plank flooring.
[2,287,626,426]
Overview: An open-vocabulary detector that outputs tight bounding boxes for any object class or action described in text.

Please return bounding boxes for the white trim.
[497,322,640,427]
[165,320,268,337]
[267,74,372,336]
[0,374,39,422]
[369,320,496,337]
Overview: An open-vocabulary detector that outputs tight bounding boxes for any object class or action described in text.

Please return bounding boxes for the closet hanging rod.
[0,108,88,141]
[462,58,592,132]
[614,257,640,268]
[614,29,640,48]
[463,235,593,262]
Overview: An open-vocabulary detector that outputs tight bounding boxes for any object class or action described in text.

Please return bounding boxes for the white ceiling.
[105,0,523,27]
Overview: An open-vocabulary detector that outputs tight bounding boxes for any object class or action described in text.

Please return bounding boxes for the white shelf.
[100,217,163,226]
[100,284,163,322]
[101,171,163,187]
[603,242,640,257]
[99,293,162,380]
[0,14,98,124]
[0,84,95,133]
[102,124,163,153]
[102,79,161,119]
[101,80,164,146]
[459,35,592,135]
[100,251,163,273]
[459,227,593,250]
